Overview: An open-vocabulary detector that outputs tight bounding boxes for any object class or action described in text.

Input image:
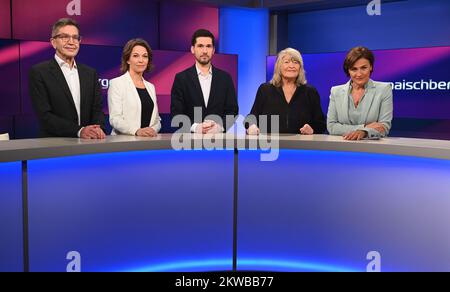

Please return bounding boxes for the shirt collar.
[195,64,212,76]
[349,78,373,92]
[54,54,77,69]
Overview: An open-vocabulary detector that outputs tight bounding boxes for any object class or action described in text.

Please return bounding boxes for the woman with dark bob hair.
[327,46,393,140]
[108,38,161,136]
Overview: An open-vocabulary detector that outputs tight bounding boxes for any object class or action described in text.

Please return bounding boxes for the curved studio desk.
[1,134,450,272]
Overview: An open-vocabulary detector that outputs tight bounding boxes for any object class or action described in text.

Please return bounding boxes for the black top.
[28,59,106,137]
[246,83,326,134]
[136,87,154,129]
[170,65,239,132]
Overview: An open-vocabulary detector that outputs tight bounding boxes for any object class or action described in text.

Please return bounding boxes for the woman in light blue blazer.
[327,46,393,140]
[108,39,161,136]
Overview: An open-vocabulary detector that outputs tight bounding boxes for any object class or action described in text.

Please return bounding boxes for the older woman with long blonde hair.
[246,48,326,134]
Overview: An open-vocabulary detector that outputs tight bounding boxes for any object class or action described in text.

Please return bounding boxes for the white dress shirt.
[54,54,82,136]
[191,64,213,132]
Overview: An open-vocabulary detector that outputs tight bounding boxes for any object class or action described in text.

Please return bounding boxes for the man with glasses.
[29,18,106,138]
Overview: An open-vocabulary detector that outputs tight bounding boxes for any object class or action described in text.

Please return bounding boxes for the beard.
[196,55,211,65]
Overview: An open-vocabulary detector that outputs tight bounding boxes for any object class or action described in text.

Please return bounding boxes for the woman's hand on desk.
[300,124,314,135]
[343,130,367,141]
[247,124,260,135]
[136,127,157,137]
[366,122,385,134]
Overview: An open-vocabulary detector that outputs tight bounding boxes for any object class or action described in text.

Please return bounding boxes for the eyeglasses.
[52,34,82,43]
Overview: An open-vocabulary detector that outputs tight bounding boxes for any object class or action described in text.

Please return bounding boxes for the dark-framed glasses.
[53,34,82,43]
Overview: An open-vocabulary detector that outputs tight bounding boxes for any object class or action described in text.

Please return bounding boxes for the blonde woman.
[246,48,325,134]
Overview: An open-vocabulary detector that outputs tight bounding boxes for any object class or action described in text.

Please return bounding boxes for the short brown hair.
[51,18,80,38]
[120,38,153,74]
[191,29,215,47]
[343,46,374,77]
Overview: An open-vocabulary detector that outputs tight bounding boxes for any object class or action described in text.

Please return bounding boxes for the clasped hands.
[136,127,157,137]
[80,125,106,139]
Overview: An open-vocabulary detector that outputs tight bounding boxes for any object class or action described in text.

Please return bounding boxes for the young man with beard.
[171,29,238,134]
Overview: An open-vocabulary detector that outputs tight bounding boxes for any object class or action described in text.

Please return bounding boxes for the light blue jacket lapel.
[340,81,351,124]
[359,79,376,124]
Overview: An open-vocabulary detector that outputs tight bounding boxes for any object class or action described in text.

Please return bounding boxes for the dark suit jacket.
[170,65,238,132]
[246,83,326,134]
[29,59,106,137]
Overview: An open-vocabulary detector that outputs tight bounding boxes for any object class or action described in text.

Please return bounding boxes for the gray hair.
[270,48,307,87]
[51,18,80,38]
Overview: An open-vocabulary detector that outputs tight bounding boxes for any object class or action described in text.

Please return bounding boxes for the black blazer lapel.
[188,65,206,109]
[49,59,77,111]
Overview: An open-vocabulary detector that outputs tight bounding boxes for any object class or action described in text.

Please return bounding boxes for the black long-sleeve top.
[246,83,326,134]
[136,87,154,129]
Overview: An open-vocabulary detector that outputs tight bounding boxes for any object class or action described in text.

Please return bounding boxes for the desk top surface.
[1,134,450,162]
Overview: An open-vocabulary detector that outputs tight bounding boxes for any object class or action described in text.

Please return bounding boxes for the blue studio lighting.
[122,257,359,272]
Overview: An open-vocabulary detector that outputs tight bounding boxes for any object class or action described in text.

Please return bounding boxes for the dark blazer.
[246,82,326,134]
[170,65,238,131]
[29,59,105,137]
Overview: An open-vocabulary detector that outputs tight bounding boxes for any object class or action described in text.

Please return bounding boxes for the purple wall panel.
[211,53,238,92]
[19,41,54,114]
[0,40,20,116]
[160,1,219,51]
[0,0,11,39]
[12,0,159,47]
[0,116,13,136]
